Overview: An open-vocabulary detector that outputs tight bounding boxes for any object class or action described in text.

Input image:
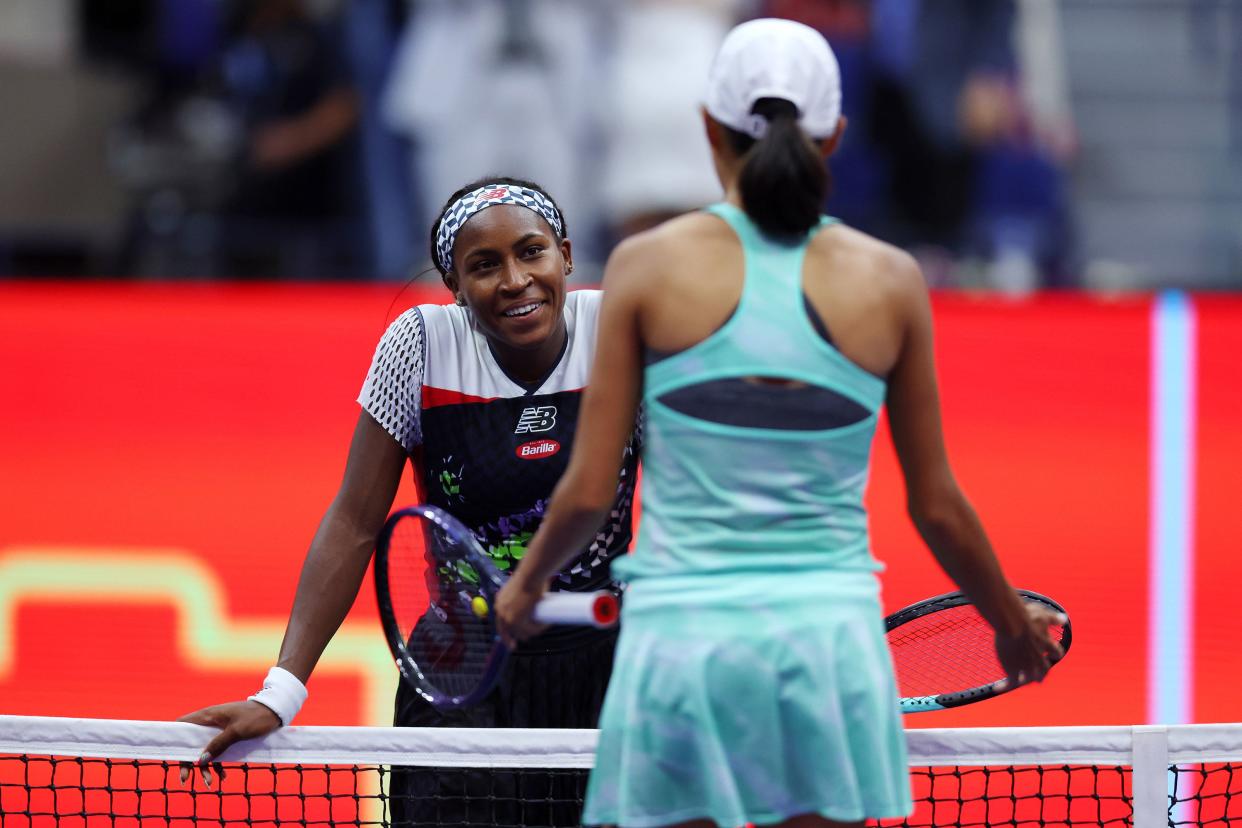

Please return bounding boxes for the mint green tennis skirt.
[583,572,912,828]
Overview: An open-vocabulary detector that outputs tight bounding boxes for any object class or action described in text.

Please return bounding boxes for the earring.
[455,295,466,307]
[566,263,574,274]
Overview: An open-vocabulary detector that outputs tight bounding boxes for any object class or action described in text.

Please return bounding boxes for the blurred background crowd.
[0,0,1239,291]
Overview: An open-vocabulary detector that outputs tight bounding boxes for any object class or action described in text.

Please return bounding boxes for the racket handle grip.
[533,591,620,628]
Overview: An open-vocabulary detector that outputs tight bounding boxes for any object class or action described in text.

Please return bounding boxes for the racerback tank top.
[613,202,888,585]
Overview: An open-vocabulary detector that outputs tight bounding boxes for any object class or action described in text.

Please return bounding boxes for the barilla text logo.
[516,439,560,460]
[480,187,509,201]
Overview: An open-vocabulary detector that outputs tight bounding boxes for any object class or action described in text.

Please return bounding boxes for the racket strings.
[387,516,500,700]
[890,604,1067,697]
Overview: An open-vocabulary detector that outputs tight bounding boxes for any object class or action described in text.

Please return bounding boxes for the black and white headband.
[434,183,565,274]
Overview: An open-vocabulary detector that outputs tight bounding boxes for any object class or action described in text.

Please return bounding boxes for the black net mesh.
[880,765,1132,827]
[1170,763,1242,827]
[5,740,1241,826]
[0,756,589,828]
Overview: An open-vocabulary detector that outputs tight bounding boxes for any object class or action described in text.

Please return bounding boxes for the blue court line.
[1148,291,1196,725]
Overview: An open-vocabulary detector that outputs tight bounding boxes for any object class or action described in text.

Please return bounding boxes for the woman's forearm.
[911,494,1028,638]
[275,503,379,683]
[272,413,406,683]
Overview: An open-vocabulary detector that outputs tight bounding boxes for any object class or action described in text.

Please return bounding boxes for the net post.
[1132,725,1170,828]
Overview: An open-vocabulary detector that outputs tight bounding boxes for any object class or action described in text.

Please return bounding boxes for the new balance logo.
[515,405,557,434]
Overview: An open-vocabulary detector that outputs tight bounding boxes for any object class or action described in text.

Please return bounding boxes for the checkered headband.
[434,184,565,274]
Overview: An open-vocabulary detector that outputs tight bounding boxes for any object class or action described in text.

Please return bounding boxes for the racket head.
[374,505,508,711]
[887,589,1071,713]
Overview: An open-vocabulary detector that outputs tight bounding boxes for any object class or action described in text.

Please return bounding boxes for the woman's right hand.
[176,701,281,787]
[994,602,1067,689]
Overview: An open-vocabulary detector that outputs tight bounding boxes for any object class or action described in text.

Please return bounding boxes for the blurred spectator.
[867,0,1018,256]
[382,0,609,274]
[768,0,1072,290]
[110,0,366,279]
[213,0,364,278]
[972,0,1076,290]
[340,0,417,280]
[600,0,742,240]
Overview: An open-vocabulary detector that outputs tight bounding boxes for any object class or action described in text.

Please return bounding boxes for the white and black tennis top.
[358,290,638,592]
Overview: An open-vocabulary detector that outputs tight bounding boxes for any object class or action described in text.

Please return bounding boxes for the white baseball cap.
[704,18,842,140]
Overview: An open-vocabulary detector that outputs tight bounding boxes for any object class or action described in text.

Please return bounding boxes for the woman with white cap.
[496,18,1062,828]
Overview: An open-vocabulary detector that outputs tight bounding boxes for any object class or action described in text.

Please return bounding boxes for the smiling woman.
[176,176,639,827]
[434,182,573,382]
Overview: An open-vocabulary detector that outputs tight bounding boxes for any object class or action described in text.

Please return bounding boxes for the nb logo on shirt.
[515,406,557,434]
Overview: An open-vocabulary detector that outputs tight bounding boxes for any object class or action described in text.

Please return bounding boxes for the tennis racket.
[374,504,619,711]
[888,589,1071,713]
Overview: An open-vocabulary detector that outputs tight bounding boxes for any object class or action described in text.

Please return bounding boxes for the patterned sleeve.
[357,308,425,453]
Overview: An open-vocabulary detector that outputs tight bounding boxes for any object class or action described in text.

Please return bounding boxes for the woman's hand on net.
[176,701,281,788]
[994,601,1067,690]
[494,573,549,649]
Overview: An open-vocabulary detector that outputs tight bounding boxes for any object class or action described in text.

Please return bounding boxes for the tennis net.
[2,715,1241,827]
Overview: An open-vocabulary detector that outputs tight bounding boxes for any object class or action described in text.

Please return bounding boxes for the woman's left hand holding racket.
[994,599,1067,688]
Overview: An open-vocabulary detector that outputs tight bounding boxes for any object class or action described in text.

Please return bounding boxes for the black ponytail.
[724,98,830,240]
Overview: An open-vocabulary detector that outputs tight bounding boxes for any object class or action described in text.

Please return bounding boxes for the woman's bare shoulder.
[620,211,731,252]
[814,223,925,294]
[603,211,734,286]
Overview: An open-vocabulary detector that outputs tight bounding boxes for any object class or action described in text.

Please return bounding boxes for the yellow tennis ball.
[471,596,489,619]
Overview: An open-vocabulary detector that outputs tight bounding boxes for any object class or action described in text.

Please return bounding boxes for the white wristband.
[247,666,308,726]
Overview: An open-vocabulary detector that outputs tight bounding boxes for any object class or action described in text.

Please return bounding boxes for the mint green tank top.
[612,203,888,585]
